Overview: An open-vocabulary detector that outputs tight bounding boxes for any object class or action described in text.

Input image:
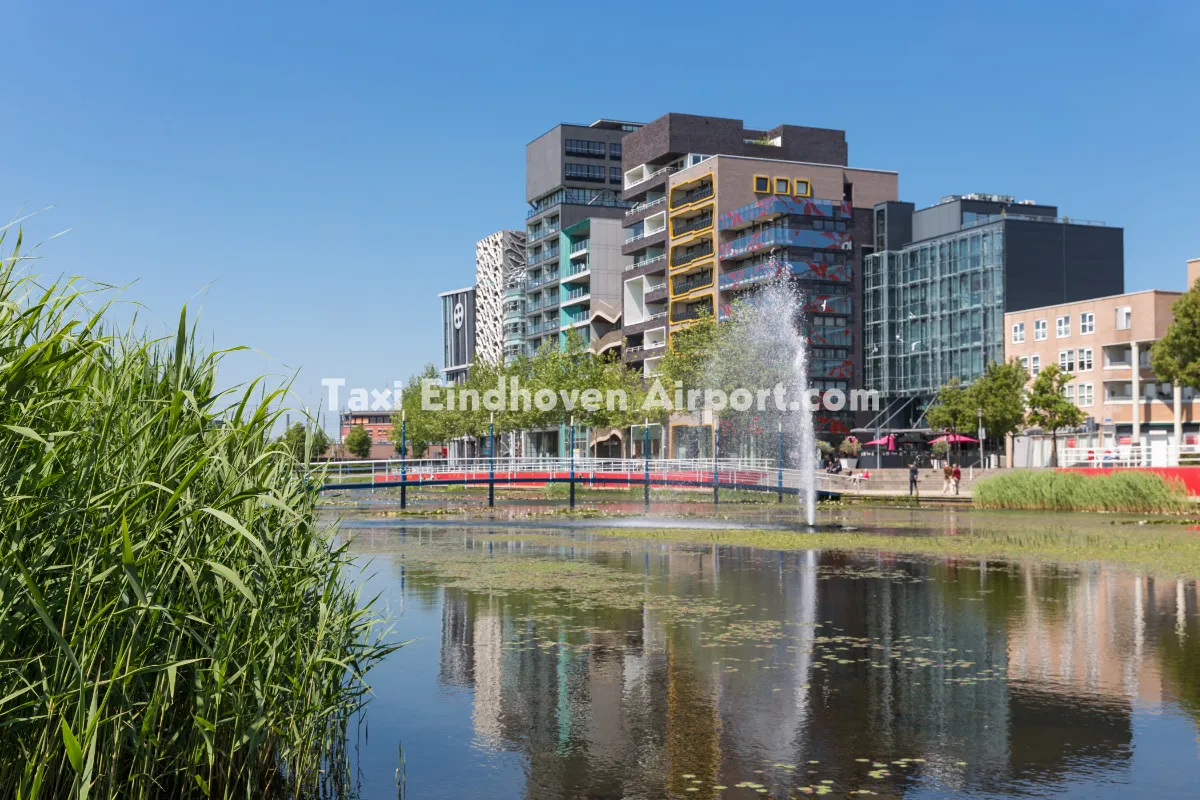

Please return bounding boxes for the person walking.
[908,462,919,496]
[942,462,953,495]
[952,464,962,495]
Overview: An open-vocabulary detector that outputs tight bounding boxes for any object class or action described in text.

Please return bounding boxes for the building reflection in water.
[363,525,1200,797]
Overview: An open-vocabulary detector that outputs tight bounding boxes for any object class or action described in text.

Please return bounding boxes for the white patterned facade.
[475,230,527,365]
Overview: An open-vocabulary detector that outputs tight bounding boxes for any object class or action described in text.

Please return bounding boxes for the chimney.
[1189,258,1200,290]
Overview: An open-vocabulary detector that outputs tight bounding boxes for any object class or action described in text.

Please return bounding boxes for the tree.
[1025,364,1085,467]
[279,422,330,463]
[924,378,976,435]
[968,359,1029,461]
[393,363,449,458]
[344,425,372,459]
[1151,285,1200,446]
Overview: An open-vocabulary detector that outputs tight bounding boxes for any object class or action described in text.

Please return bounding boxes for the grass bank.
[0,232,394,799]
[585,521,1200,578]
[973,469,1191,512]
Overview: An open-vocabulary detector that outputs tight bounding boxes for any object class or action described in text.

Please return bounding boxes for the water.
[344,512,1200,799]
[705,277,817,526]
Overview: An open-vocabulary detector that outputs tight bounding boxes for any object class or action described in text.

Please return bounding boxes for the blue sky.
[5,0,1198,431]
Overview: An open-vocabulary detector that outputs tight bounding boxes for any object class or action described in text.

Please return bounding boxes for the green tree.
[656,310,721,400]
[925,378,977,435]
[1025,363,1086,466]
[344,424,372,459]
[279,422,330,462]
[393,363,448,457]
[1151,285,1200,443]
[969,359,1029,454]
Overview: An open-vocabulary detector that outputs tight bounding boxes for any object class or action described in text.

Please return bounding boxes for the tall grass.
[0,229,394,799]
[973,469,1190,513]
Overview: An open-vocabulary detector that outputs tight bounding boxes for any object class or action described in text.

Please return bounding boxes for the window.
[753,175,770,193]
[1116,306,1131,330]
[793,180,811,197]
[774,177,790,194]
[565,138,606,157]
[1011,322,1025,343]
[1059,350,1074,372]
[1077,347,1093,371]
[565,163,606,182]
[1062,383,1075,402]
[1078,383,1093,406]
[609,142,622,158]
[1080,312,1094,334]
[1034,319,1047,340]
[1030,354,1041,375]
[1020,355,1029,373]
[609,166,622,182]
[1056,315,1070,337]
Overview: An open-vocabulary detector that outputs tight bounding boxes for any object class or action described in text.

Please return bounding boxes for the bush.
[0,237,394,798]
[838,436,861,456]
[973,469,1190,513]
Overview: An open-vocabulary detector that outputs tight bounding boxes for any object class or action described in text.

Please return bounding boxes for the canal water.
[341,511,1200,799]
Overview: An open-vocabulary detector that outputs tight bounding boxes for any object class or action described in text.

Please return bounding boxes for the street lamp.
[977,407,984,469]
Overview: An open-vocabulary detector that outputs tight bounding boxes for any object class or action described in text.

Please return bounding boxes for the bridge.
[317,456,853,508]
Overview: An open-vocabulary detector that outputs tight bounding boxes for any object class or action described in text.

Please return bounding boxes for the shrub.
[838,436,861,456]
[973,469,1190,513]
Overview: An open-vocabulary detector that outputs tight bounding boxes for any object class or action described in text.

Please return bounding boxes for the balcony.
[527,223,560,242]
[527,245,560,266]
[564,260,590,278]
[527,189,633,219]
[569,239,589,256]
[670,182,714,210]
[624,164,678,191]
[670,239,714,268]
[671,300,713,324]
[719,227,850,260]
[563,310,589,326]
[525,271,560,289]
[672,269,713,296]
[528,320,562,336]
[719,197,852,231]
[671,211,713,238]
[625,196,667,217]
[625,253,667,272]
[719,259,853,291]
[563,287,591,306]
[525,296,560,313]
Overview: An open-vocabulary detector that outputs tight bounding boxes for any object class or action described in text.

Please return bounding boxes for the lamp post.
[643,419,650,509]
[488,412,495,508]
[569,415,576,510]
[712,418,719,506]
[977,407,984,469]
[400,410,407,510]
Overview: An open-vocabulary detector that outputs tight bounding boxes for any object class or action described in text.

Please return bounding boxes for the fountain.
[703,272,818,526]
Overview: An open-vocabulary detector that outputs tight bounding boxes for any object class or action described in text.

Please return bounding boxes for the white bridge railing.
[1059,444,1200,469]
[317,456,855,495]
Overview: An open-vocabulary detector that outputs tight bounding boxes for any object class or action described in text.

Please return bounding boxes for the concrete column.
[1173,384,1183,465]
[1131,341,1141,457]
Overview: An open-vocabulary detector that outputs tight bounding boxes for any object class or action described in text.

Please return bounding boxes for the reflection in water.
[350,523,1200,798]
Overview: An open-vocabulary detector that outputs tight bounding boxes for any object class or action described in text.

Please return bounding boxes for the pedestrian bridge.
[317,456,854,507]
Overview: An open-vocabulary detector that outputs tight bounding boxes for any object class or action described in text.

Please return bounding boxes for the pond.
[340,508,1200,799]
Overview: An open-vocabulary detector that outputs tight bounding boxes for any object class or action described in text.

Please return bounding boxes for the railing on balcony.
[527,245,560,266]
[671,302,713,324]
[625,196,666,217]
[527,224,560,242]
[625,253,667,272]
[564,287,590,301]
[563,312,589,326]
[569,239,589,254]
[672,271,713,296]
[527,320,562,335]
[527,189,633,219]
[670,182,714,210]
[718,259,853,291]
[525,271,560,289]
[625,165,678,191]
[565,260,589,277]
[525,296,560,313]
[671,239,714,267]
[719,197,851,230]
[719,227,850,261]
[671,212,713,238]
[645,281,667,293]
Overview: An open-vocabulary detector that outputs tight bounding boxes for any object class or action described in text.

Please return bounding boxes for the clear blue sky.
[5,0,1198,431]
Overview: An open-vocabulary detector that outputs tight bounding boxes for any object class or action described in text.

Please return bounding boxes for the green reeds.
[0,228,394,799]
[973,469,1190,513]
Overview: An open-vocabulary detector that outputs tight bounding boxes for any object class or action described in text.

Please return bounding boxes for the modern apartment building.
[475,230,526,365]
[439,285,476,385]
[1004,258,1200,465]
[620,114,898,451]
[863,194,1125,427]
[524,120,642,356]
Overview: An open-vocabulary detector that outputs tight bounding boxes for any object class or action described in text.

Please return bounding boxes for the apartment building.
[863,194,1125,427]
[524,120,641,356]
[620,114,898,451]
[1004,258,1200,464]
[475,230,526,365]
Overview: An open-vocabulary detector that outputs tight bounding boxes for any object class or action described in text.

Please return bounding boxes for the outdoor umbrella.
[929,433,978,444]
